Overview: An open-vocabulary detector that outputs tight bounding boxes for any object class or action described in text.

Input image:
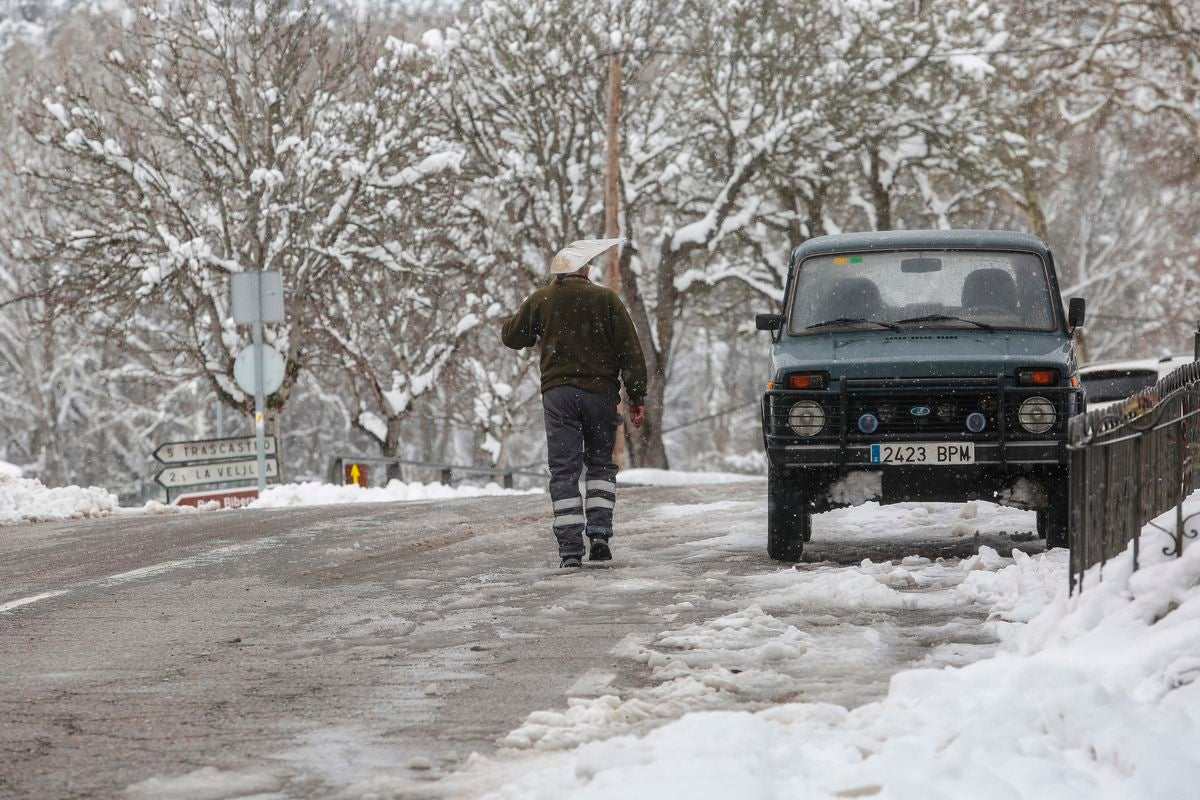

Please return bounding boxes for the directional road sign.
[172,488,260,509]
[345,462,368,487]
[154,435,277,465]
[155,457,279,489]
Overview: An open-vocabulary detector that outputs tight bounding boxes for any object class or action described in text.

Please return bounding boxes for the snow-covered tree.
[21,1,457,419]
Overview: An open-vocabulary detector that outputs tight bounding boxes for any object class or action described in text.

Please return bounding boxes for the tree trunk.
[616,245,671,468]
[868,145,893,231]
[626,372,669,468]
[384,416,403,458]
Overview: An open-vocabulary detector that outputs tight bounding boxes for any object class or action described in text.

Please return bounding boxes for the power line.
[1089,313,1188,324]
[663,399,759,434]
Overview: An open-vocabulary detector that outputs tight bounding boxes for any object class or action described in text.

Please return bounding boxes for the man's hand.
[629,404,646,429]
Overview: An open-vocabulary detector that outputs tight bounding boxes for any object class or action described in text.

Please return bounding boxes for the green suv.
[756,230,1085,561]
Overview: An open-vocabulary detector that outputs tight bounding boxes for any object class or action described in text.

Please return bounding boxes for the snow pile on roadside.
[124,766,284,799]
[955,544,1067,622]
[617,468,760,486]
[251,479,540,509]
[482,508,1200,799]
[825,470,881,506]
[0,460,23,479]
[0,474,120,526]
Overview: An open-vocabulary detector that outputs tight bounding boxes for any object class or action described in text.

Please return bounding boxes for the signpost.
[231,270,284,494]
[345,462,368,488]
[171,488,262,509]
[149,273,284,506]
[156,457,279,489]
[154,435,277,465]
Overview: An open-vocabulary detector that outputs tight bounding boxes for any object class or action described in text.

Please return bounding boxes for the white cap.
[549,238,626,274]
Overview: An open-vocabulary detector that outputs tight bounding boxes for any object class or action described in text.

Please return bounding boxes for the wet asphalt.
[0,483,1043,799]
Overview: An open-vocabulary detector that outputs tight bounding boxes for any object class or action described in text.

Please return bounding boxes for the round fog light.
[788,401,826,437]
[858,413,879,434]
[1018,396,1056,434]
[965,412,987,433]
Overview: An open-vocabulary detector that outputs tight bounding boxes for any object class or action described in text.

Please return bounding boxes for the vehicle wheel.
[768,467,810,562]
[1037,499,1069,550]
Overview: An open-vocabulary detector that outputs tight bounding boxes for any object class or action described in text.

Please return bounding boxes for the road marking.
[0,590,68,614]
[4,537,284,613]
[96,539,280,587]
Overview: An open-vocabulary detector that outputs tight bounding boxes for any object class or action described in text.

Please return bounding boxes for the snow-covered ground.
[345,496,1200,800]
[250,479,541,508]
[4,468,759,524]
[618,468,761,486]
[0,474,540,526]
[0,474,121,525]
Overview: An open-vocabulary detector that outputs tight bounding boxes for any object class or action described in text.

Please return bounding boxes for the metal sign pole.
[231,269,283,498]
[254,273,267,494]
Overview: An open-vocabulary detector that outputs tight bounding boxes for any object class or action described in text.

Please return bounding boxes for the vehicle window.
[788,250,1058,334]
[1081,370,1157,402]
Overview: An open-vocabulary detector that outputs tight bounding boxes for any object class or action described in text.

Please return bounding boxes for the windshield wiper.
[893,314,994,331]
[806,317,901,332]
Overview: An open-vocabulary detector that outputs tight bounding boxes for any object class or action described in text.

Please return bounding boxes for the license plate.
[870,442,975,465]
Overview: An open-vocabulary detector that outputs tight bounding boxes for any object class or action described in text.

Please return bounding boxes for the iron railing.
[1067,361,1200,593]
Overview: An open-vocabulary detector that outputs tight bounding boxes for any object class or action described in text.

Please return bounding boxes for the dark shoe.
[588,538,612,561]
[559,556,583,569]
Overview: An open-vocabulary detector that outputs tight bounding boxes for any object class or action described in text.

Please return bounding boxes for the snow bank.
[0,474,119,526]
[124,766,283,799]
[250,479,540,509]
[617,469,761,487]
[482,502,1200,799]
[0,460,22,479]
[825,470,881,506]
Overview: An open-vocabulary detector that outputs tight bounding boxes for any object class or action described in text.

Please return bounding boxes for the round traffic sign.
[234,344,286,396]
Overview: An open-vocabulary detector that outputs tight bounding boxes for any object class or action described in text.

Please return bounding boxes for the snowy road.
[0,482,1045,799]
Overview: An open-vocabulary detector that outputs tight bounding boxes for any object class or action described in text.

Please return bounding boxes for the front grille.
[848,390,996,436]
[764,379,1077,444]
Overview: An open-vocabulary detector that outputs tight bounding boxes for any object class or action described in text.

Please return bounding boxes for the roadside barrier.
[1067,362,1200,593]
[328,455,547,489]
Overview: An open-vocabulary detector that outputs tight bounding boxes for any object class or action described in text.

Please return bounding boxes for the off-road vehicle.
[756,230,1085,560]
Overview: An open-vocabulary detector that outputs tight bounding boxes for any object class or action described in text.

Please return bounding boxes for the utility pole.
[605,49,627,468]
[605,51,622,292]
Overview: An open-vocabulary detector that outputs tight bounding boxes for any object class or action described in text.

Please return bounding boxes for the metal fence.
[1067,361,1200,593]
[327,455,547,489]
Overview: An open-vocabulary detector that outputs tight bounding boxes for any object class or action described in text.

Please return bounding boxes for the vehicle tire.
[768,466,810,562]
[1037,499,1069,550]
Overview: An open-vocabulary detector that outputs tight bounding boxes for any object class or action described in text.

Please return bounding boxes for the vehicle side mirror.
[1068,297,1085,330]
[756,313,782,332]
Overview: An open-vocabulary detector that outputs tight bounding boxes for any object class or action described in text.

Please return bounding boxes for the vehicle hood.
[772,331,1076,381]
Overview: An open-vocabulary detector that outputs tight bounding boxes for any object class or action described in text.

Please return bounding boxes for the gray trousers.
[542,386,620,557]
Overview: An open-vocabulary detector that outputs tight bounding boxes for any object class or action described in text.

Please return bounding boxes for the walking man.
[501,239,648,568]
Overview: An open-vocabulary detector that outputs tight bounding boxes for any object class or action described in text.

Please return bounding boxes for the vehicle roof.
[1079,355,1194,377]
[790,229,1051,265]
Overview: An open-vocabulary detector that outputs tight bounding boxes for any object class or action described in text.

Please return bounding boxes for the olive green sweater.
[501,276,648,403]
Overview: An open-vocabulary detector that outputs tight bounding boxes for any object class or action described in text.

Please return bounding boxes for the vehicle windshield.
[788,249,1058,334]
[1080,369,1157,402]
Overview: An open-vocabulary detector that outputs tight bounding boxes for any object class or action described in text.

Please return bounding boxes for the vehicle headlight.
[1017,396,1056,434]
[788,401,826,437]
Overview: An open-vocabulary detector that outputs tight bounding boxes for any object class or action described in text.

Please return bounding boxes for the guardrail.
[1067,361,1200,593]
[327,455,547,489]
